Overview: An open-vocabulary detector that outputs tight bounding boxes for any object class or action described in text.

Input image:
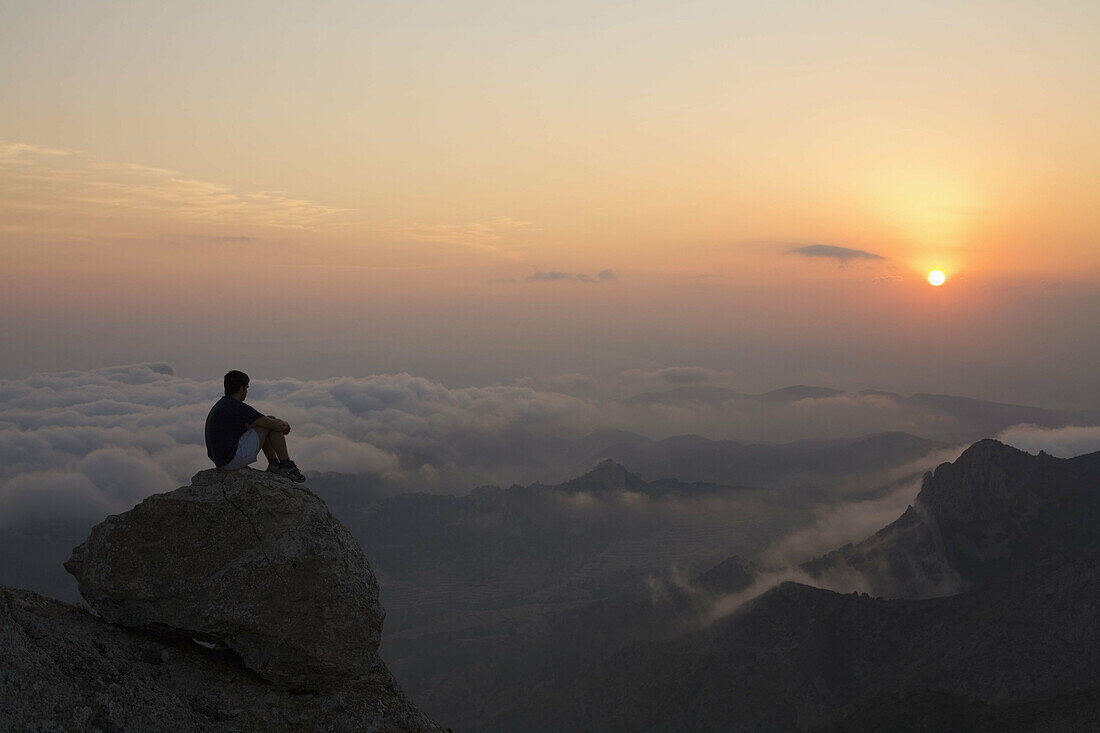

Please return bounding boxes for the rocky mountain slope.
[487,441,1100,731]
[314,446,948,729]
[509,549,1100,732]
[803,439,1100,597]
[0,469,443,732]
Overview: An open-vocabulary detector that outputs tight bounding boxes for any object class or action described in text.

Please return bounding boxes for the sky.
[2,0,1099,407]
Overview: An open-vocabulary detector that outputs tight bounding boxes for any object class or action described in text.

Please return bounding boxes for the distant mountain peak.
[954,437,1024,459]
[556,459,648,493]
[920,439,1053,509]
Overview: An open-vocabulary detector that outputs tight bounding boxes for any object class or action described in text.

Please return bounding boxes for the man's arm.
[248,415,290,434]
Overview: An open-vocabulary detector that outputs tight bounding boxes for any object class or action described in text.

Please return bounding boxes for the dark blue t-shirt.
[205,396,264,467]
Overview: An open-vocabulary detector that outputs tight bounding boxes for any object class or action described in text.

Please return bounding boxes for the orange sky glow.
[2,1,1098,406]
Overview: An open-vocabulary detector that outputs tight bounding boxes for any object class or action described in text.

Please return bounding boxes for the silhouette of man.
[205,370,305,482]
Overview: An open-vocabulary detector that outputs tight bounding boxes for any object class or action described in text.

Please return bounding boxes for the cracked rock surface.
[65,468,385,692]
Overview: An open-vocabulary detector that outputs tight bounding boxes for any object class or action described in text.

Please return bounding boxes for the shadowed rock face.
[0,586,443,732]
[802,440,1100,598]
[65,468,385,692]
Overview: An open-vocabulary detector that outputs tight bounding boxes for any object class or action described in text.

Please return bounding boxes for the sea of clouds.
[2,362,1098,533]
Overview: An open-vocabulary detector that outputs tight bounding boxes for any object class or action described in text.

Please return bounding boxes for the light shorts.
[221,429,261,470]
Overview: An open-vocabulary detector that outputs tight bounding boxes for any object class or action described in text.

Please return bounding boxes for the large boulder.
[1,585,444,732]
[65,468,385,692]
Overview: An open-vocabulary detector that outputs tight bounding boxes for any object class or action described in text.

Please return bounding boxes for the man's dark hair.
[224,370,249,396]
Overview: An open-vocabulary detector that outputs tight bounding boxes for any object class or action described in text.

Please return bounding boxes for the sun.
[927,269,946,287]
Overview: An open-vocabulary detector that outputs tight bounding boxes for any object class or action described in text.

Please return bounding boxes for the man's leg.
[260,428,290,462]
[252,428,276,462]
[251,425,303,481]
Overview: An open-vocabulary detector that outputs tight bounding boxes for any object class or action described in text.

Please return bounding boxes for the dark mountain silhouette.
[546,458,653,494]
[317,462,806,728]
[305,437,961,729]
[693,554,761,595]
[592,431,947,490]
[334,461,769,601]
[538,458,749,498]
[9,434,1092,731]
[803,439,1100,597]
[485,442,1100,731]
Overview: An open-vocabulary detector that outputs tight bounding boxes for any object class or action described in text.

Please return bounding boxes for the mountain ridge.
[486,440,1100,731]
[802,440,1100,597]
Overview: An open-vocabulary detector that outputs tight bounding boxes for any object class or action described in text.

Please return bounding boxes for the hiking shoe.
[274,460,306,483]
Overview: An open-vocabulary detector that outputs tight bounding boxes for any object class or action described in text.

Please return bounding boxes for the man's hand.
[266,415,291,434]
[251,415,291,434]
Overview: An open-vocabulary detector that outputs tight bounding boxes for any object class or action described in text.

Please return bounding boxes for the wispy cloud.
[195,235,260,243]
[382,216,538,256]
[526,268,617,283]
[996,424,1100,458]
[0,140,351,234]
[789,244,884,261]
[527,270,572,282]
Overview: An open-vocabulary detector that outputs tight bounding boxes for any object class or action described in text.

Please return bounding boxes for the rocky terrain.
[3,439,1096,731]
[488,441,1100,731]
[504,549,1100,731]
[0,469,443,732]
[803,439,1100,597]
[311,448,946,729]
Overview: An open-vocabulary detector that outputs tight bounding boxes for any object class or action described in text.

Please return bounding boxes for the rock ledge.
[65,468,385,692]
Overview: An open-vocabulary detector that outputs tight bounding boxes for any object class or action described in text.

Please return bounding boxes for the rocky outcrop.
[803,440,1100,598]
[0,467,444,730]
[65,468,385,692]
[0,585,442,732]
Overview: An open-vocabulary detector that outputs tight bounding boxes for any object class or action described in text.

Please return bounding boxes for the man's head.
[224,370,249,399]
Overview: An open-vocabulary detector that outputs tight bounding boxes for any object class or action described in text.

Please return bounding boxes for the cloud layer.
[0,363,592,527]
[995,424,1100,458]
[525,268,617,283]
[790,244,884,261]
[2,363,1095,535]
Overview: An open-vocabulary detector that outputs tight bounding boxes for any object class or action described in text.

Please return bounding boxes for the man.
[205,370,306,482]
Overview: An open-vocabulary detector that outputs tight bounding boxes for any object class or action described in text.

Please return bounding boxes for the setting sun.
[928,270,947,287]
